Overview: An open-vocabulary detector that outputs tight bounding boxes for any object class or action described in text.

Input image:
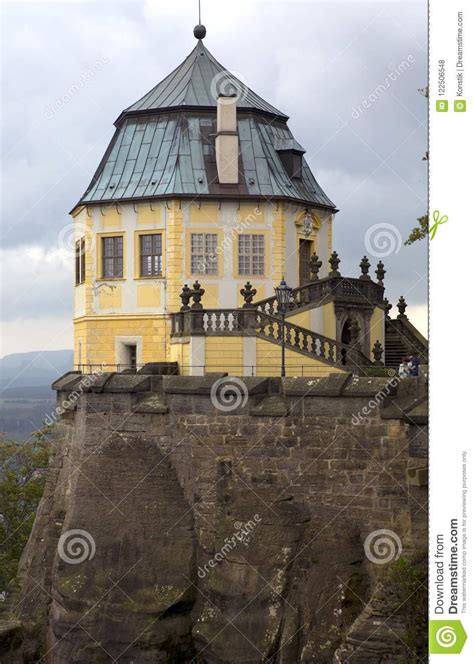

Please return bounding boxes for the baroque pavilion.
[71,24,427,376]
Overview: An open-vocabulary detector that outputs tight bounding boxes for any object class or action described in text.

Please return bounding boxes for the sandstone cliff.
[0,371,427,662]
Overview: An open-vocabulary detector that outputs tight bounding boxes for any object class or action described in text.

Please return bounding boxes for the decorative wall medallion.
[302,214,313,237]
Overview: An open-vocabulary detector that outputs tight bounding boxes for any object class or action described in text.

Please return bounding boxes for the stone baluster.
[223,312,230,333]
[294,327,301,350]
[268,318,275,339]
[323,340,330,360]
[302,331,309,352]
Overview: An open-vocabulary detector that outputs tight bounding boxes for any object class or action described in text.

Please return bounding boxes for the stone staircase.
[171,273,427,371]
[252,280,428,370]
[384,326,409,368]
[384,317,428,368]
[255,311,372,368]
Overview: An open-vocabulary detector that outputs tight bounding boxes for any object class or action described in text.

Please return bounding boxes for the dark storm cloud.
[0,0,427,347]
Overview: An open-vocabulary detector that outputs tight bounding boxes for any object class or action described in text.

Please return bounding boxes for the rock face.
[0,373,428,663]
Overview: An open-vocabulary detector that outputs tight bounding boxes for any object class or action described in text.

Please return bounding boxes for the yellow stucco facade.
[73,198,354,375]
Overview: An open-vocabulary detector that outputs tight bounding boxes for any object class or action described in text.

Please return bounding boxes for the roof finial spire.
[194,0,206,39]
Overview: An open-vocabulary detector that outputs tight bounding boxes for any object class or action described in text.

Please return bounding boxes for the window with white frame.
[238,234,265,275]
[190,233,218,275]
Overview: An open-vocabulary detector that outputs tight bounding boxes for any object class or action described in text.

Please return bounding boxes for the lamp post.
[275,277,293,377]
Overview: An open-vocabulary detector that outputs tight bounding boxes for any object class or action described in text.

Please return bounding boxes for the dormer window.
[279,150,303,179]
[274,137,306,180]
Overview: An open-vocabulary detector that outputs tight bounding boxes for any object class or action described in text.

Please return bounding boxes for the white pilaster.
[190,336,205,376]
[243,336,257,376]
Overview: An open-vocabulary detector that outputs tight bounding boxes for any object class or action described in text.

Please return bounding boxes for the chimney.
[215,94,239,184]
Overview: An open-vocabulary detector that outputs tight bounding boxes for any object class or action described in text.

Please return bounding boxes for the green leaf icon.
[429,620,467,654]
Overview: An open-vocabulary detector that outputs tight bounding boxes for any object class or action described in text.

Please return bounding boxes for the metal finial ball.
[194,24,207,39]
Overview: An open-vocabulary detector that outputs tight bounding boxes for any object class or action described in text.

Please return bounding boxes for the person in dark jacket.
[409,353,420,377]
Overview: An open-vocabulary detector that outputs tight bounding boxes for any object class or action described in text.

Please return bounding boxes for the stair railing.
[386,317,428,361]
[171,308,373,368]
[255,276,384,316]
[255,311,371,368]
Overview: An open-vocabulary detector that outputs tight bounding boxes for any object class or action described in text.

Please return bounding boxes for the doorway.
[341,319,352,345]
[299,239,313,286]
[126,344,137,371]
[341,319,352,366]
[116,337,141,372]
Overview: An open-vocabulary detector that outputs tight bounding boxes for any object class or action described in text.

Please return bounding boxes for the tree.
[405,214,429,245]
[0,426,51,595]
[405,86,428,246]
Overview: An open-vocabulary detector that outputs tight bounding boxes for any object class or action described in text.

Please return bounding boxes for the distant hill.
[0,350,73,391]
[0,350,73,440]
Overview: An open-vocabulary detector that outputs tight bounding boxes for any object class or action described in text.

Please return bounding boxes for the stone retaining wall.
[1,372,428,663]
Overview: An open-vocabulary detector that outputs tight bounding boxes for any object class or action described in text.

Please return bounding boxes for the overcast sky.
[0,0,427,357]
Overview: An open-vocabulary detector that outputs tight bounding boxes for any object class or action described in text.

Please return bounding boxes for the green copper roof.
[77,40,336,211]
[80,113,335,208]
[120,41,288,121]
